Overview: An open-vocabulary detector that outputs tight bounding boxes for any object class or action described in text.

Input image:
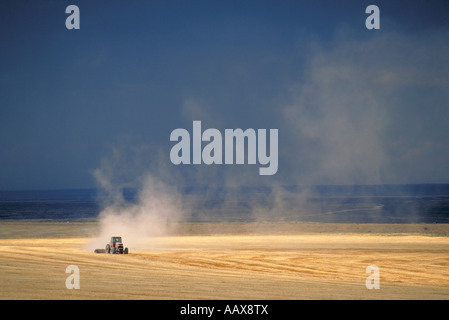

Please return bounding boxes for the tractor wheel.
[112,247,116,254]
[106,244,111,254]
[124,247,128,254]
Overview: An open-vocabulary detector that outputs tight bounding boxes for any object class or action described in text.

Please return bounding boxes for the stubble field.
[0,221,448,299]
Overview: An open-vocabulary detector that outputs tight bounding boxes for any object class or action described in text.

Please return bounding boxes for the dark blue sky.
[1,0,448,190]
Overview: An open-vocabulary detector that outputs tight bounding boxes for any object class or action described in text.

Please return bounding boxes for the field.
[0,221,448,299]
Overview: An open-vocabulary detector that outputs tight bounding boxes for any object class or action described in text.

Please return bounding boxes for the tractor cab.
[111,236,122,245]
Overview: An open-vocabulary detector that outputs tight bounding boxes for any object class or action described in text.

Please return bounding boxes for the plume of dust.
[85,172,185,253]
[250,183,313,224]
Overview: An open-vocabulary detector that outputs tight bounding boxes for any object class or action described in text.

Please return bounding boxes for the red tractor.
[105,236,128,254]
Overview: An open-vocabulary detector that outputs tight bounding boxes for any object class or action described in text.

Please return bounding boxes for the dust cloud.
[85,142,185,252]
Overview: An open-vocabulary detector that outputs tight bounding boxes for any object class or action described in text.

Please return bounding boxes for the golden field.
[0,221,448,299]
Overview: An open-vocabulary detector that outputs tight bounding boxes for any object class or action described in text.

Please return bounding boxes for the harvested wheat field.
[0,221,448,299]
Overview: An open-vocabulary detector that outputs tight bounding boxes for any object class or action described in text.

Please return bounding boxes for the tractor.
[105,236,128,254]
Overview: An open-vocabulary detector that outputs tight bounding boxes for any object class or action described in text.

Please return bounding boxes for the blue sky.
[0,0,448,190]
